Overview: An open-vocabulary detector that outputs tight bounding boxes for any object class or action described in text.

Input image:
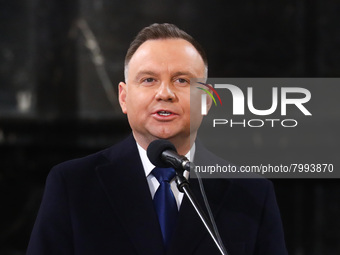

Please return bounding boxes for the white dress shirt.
[136,142,194,210]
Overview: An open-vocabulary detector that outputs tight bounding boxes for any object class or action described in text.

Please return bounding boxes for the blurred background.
[1,0,340,254]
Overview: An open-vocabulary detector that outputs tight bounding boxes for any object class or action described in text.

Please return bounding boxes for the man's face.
[118,39,207,152]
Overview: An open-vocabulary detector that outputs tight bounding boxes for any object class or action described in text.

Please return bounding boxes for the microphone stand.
[175,174,227,255]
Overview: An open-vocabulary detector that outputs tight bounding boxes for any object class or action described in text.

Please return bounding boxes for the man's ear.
[118,82,127,114]
[205,85,213,113]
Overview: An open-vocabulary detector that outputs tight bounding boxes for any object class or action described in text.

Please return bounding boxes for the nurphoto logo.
[196,80,312,128]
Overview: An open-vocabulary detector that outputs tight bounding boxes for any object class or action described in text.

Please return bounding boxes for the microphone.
[147,139,194,174]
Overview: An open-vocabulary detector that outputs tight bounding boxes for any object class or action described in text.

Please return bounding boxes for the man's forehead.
[129,61,204,80]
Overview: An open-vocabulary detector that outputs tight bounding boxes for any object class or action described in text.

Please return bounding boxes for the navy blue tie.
[152,167,178,248]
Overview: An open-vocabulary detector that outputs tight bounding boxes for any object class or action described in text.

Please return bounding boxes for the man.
[26,23,287,255]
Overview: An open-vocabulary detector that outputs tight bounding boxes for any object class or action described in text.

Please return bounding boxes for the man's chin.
[153,133,175,141]
[142,126,191,143]
[149,128,177,139]
[152,132,191,144]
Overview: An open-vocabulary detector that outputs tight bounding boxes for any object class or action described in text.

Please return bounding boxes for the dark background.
[1,0,339,254]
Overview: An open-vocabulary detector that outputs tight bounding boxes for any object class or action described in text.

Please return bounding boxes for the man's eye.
[176,78,188,84]
[144,78,155,83]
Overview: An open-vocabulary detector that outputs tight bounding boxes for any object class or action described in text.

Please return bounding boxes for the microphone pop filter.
[147,139,177,168]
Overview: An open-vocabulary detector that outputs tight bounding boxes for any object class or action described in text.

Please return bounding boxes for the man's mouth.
[157,111,173,116]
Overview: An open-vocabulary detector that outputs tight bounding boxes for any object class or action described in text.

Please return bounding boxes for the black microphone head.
[147,139,177,168]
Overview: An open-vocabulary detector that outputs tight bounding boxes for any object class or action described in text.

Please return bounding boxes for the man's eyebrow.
[172,71,195,77]
[134,70,195,81]
[134,71,159,80]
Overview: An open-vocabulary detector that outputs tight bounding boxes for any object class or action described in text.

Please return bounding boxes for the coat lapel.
[95,135,165,255]
[167,141,233,254]
[167,178,232,254]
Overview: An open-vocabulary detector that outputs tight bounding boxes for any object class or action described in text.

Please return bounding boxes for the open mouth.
[157,111,173,116]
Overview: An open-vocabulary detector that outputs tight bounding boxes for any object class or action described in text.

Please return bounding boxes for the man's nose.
[155,82,176,101]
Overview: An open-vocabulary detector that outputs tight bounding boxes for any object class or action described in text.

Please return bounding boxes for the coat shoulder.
[49,134,136,179]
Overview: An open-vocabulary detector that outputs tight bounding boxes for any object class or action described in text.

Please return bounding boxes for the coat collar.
[96,135,165,255]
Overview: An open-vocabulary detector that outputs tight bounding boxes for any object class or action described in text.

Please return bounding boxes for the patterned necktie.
[152,167,178,248]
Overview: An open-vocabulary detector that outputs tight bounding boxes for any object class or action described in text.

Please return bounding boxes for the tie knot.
[152,167,176,183]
